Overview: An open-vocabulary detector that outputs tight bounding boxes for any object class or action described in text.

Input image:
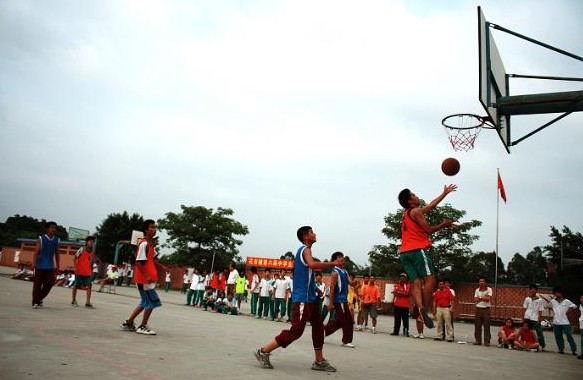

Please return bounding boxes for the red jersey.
[210,274,220,290]
[502,326,515,337]
[133,240,158,284]
[219,275,226,291]
[400,209,431,253]
[75,248,93,276]
[362,284,380,305]
[433,288,455,308]
[393,283,411,308]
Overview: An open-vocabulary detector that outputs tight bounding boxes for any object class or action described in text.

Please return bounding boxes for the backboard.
[478,6,510,153]
[130,230,144,245]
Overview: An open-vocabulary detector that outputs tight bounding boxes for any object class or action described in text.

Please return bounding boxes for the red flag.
[497,172,507,203]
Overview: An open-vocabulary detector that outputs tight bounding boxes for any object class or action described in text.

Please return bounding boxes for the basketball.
[441,157,460,176]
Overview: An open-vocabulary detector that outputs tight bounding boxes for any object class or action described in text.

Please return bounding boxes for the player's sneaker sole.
[419,308,435,329]
[254,349,273,369]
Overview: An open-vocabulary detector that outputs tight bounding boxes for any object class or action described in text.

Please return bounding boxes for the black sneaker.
[254,349,273,369]
[311,359,337,372]
[71,300,79,307]
[85,303,94,309]
[120,320,136,332]
[419,308,435,329]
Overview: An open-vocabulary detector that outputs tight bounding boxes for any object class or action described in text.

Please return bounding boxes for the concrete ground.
[1,266,581,380]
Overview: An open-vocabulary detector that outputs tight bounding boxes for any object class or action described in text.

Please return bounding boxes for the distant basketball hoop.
[442,113,496,151]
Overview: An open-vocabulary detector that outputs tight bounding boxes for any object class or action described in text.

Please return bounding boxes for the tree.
[94,212,144,264]
[0,215,67,247]
[368,202,482,283]
[157,205,249,271]
[545,225,583,301]
[463,251,505,284]
[506,247,548,286]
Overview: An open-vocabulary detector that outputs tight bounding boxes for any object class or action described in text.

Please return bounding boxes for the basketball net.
[442,114,489,152]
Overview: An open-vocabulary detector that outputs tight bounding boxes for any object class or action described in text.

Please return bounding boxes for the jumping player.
[254,226,341,372]
[324,251,355,348]
[120,219,169,335]
[71,236,95,308]
[397,185,457,328]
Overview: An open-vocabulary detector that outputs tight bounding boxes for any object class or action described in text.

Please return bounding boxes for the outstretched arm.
[420,185,457,214]
[410,208,453,234]
[302,247,339,270]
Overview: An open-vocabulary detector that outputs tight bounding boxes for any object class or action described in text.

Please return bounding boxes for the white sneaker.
[412,333,420,338]
[341,343,356,348]
[371,327,377,334]
[355,325,362,331]
[136,325,156,335]
[419,333,425,339]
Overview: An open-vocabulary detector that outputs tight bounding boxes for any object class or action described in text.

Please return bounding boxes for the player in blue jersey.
[31,221,61,308]
[324,251,355,348]
[255,226,342,372]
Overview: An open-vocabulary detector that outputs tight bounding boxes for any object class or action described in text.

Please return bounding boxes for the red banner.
[246,256,294,270]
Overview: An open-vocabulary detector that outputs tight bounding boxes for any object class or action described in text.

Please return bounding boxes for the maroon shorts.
[275,302,324,350]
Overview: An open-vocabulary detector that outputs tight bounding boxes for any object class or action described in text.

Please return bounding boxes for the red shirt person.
[71,236,95,308]
[391,273,412,336]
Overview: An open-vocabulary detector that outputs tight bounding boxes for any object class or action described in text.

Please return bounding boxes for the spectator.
[202,287,214,311]
[444,278,456,339]
[269,273,280,321]
[181,269,189,294]
[355,274,370,331]
[315,272,325,313]
[578,294,583,360]
[235,270,247,310]
[361,276,380,334]
[219,293,239,315]
[497,318,517,349]
[11,265,28,280]
[98,266,119,292]
[65,272,75,288]
[549,287,578,355]
[473,277,493,346]
[257,270,272,320]
[186,268,201,306]
[523,284,546,351]
[117,263,126,287]
[249,267,260,316]
[347,273,358,317]
[71,236,95,308]
[227,262,239,296]
[391,273,411,336]
[514,321,540,351]
[91,260,100,283]
[195,270,207,307]
[54,271,67,287]
[125,267,133,287]
[432,279,455,342]
[272,272,288,322]
[219,269,228,293]
[209,270,220,295]
[286,272,294,323]
[164,270,171,292]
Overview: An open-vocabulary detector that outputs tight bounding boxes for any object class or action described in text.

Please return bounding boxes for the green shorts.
[74,275,93,287]
[400,249,435,280]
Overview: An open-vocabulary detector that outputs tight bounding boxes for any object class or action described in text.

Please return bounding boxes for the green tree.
[463,251,505,284]
[94,212,144,264]
[545,225,583,301]
[0,215,67,247]
[368,202,482,283]
[157,205,249,271]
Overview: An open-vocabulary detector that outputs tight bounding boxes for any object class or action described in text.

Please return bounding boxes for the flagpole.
[494,168,500,306]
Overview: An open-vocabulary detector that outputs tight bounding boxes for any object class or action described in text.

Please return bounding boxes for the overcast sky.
[1,0,582,267]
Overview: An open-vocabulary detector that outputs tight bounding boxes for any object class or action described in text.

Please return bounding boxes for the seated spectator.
[203,288,217,311]
[11,265,27,280]
[65,273,76,288]
[498,318,517,348]
[97,266,119,292]
[514,321,540,351]
[219,293,239,315]
[54,271,67,287]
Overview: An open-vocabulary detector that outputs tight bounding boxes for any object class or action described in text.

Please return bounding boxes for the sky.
[1,0,582,267]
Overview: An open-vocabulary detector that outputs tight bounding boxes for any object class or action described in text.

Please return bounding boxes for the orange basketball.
[441,157,460,176]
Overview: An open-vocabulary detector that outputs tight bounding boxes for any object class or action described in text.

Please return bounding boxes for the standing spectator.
[356,275,370,331]
[235,270,247,310]
[432,279,455,342]
[71,236,95,308]
[257,270,272,320]
[315,273,325,312]
[497,318,517,348]
[219,269,228,293]
[514,321,540,351]
[273,272,288,322]
[473,277,493,346]
[391,273,411,336]
[195,270,207,307]
[31,221,61,309]
[361,276,380,334]
[549,287,578,355]
[117,263,126,287]
[347,273,358,317]
[523,284,546,351]
[324,251,355,348]
[120,219,169,335]
[164,270,171,292]
[126,266,133,287]
[249,267,260,316]
[181,269,189,294]
[91,259,100,283]
[269,273,279,321]
[209,270,220,295]
[578,294,583,360]
[444,278,456,339]
[186,268,201,306]
[227,262,239,296]
[286,272,294,323]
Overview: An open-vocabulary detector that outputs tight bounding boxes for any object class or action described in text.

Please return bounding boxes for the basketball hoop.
[442,113,495,152]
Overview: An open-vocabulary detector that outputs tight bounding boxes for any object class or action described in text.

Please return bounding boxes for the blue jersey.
[36,234,60,270]
[291,245,317,303]
[332,266,349,304]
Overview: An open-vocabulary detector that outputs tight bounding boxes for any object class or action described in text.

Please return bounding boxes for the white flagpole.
[494,168,500,305]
